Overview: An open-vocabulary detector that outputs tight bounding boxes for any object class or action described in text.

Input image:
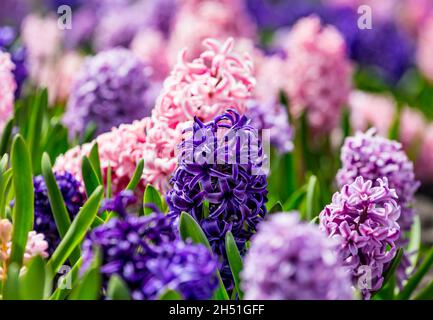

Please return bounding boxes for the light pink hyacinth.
[348,91,396,137]
[284,16,352,133]
[0,219,48,280]
[131,29,171,81]
[154,37,255,128]
[397,0,433,36]
[416,18,433,82]
[0,52,16,132]
[415,124,433,182]
[168,0,255,63]
[400,107,426,152]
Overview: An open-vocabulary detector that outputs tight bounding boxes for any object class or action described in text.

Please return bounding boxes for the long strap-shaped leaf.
[41,153,81,264]
[397,246,433,300]
[47,186,104,275]
[9,135,34,267]
[225,231,244,299]
[81,156,102,197]
[179,212,229,300]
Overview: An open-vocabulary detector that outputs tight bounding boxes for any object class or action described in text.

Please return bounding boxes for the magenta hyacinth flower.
[242,213,353,300]
[320,176,401,299]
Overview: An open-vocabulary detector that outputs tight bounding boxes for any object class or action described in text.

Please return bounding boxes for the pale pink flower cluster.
[400,107,426,151]
[168,0,255,63]
[154,37,255,128]
[348,91,396,137]
[0,52,16,132]
[416,18,433,82]
[0,219,49,279]
[284,16,352,133]
[131,30,171,81]
[415,124,433,181]
[397,0,433,36]
[56,37,255,194]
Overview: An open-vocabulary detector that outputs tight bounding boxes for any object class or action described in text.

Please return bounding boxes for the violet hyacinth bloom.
[82,191,218,300]
[320,176,401,299]
[337,129,419,233]
[246,99,293,154]
[166,110,268,288]
[242,213,353,300]
[0,26,28,97]
[63,48,153,137]
[33,172,85,255]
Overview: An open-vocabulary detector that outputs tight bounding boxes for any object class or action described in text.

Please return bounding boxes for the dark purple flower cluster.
[166,110,268,288]
[320,176,401,299]
[63,48,153,136]
[0,26,28,97]
[34,172,85,255]
[82,191,218,300]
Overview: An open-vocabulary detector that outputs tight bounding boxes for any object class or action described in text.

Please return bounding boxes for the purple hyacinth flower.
[34,172,85,255]
[63,48,154,137]
[242,213,353,300]
[246,99,293,154]
[337,128,419,234]
[82,191,218,300]
[166,110,268,289]
[320,176,401,299]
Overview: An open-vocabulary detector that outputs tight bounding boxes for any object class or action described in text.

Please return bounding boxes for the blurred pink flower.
[254,52,286,102]
[154,37,255,128]
[416,18,433,82]
[415,124,433,182]
[21,14,63,103]
[348,90,396,136]
[400,107,426,151]
[54,52,84,103]
[397,0,433,36]
[284,16,352,133]
[168,0,255,62]
[130,29,171,81]
[0,52,16,132]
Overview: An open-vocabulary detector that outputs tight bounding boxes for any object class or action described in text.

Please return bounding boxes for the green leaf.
[3,263,21,300]
[225,231,244,299]
[268,201,283,214]
[0,157,12,219]
[81,122,97,144]
[373,248,403,299]
[158,289,183,300]
[88,143,103,183]
[143,184,163,215]
[179,212,229,300]
[69,250,101,300]
[414,279,433,300]
[126,159,144,191]
[407,215,421,274]
[47,186,104,275]
[41,153,80,264]
[398,246,433,300]
[106,163,112,199]
[20,255,46,300]
[9,135,34,267]
[283,185,307,211]
[107,275,131,300]
[81,156,102,197]
[50,258,82,300]
[304,175,319,221]
[0,117,14,156]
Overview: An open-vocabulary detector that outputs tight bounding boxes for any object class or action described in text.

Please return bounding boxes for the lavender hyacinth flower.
[337,128,419,233]
[82,191,218,300]
[242,213,353,300]
[0,26,28,97]
[0,0,29,26]
[166,110,268,289]
[246,99,293,154]
[63,48,153,137]
[320,176,401,299]
[34,172,85,255]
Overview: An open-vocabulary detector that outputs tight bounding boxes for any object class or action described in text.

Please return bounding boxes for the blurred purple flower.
[63,48,153,137]
[242,213,353,300]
